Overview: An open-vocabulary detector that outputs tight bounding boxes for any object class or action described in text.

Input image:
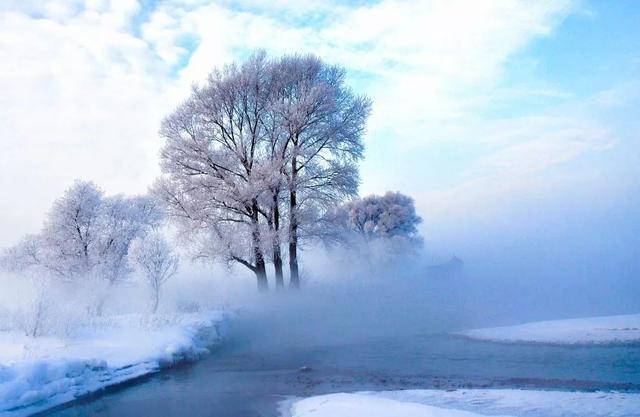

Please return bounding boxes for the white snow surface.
[284,389,640,417]
[458,313,640,345]
[284,392,512,417]
[0,311,226,416]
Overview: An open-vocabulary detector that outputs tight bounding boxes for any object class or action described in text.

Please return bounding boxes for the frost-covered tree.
[1,234,48,274]
[130,232,178,313]
[2,181,104,277]
[97,195,162,285]
[16,278,52,338]
[324,192,423,263]
[254,142,287,289]
[156,52,274,290]
[264,54,371,287]
[2,181,161,286]
[156,51,370,290]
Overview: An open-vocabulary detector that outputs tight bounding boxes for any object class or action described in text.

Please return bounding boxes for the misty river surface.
[44,323,640,417]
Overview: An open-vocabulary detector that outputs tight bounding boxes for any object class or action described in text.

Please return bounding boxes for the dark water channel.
[44,322,640,417]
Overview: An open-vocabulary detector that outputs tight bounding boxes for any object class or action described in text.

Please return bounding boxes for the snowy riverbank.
[458,313,640,345]
[283,388,640,417]
[0,311,227,416]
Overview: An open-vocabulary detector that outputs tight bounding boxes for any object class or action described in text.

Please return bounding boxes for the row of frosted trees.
[1,181,178,314]
[155,52,372,290]
[2,52,423,303]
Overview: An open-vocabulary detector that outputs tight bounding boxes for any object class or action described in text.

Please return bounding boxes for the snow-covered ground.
[458,313,640,345]
[0,311,227,416]
[283,389,640,417]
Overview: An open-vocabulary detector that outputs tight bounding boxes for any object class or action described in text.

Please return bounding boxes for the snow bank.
[458,313,640,345]
[376,389,640,417]
[0,311,227,416]
[284,392,512,417]
[283,389,640,417]
[285,393,516,417]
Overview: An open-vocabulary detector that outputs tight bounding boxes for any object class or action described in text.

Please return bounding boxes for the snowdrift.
[458,313,640,345]
[0,311,227,416]
[283,388,640,417]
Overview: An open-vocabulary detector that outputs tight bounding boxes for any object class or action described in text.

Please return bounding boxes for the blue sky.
[1,0,639,256]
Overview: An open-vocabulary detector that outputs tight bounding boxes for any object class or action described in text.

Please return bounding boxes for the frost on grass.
[0,311,227,417]
[458,314,640,345]
[284,389,640,417]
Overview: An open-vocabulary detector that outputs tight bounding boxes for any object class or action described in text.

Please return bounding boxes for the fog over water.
[219,180,640,350]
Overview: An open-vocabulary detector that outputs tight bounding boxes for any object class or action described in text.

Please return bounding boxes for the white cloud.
[1,0,624,249]
[317,0,575,131]
[0,3,177,245]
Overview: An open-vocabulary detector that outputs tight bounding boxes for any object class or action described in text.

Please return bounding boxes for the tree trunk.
[152,290,159,314]
[288,157,300,289]
[272,191,284,289]
[255,262,268,291]
[251,200,269,291]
